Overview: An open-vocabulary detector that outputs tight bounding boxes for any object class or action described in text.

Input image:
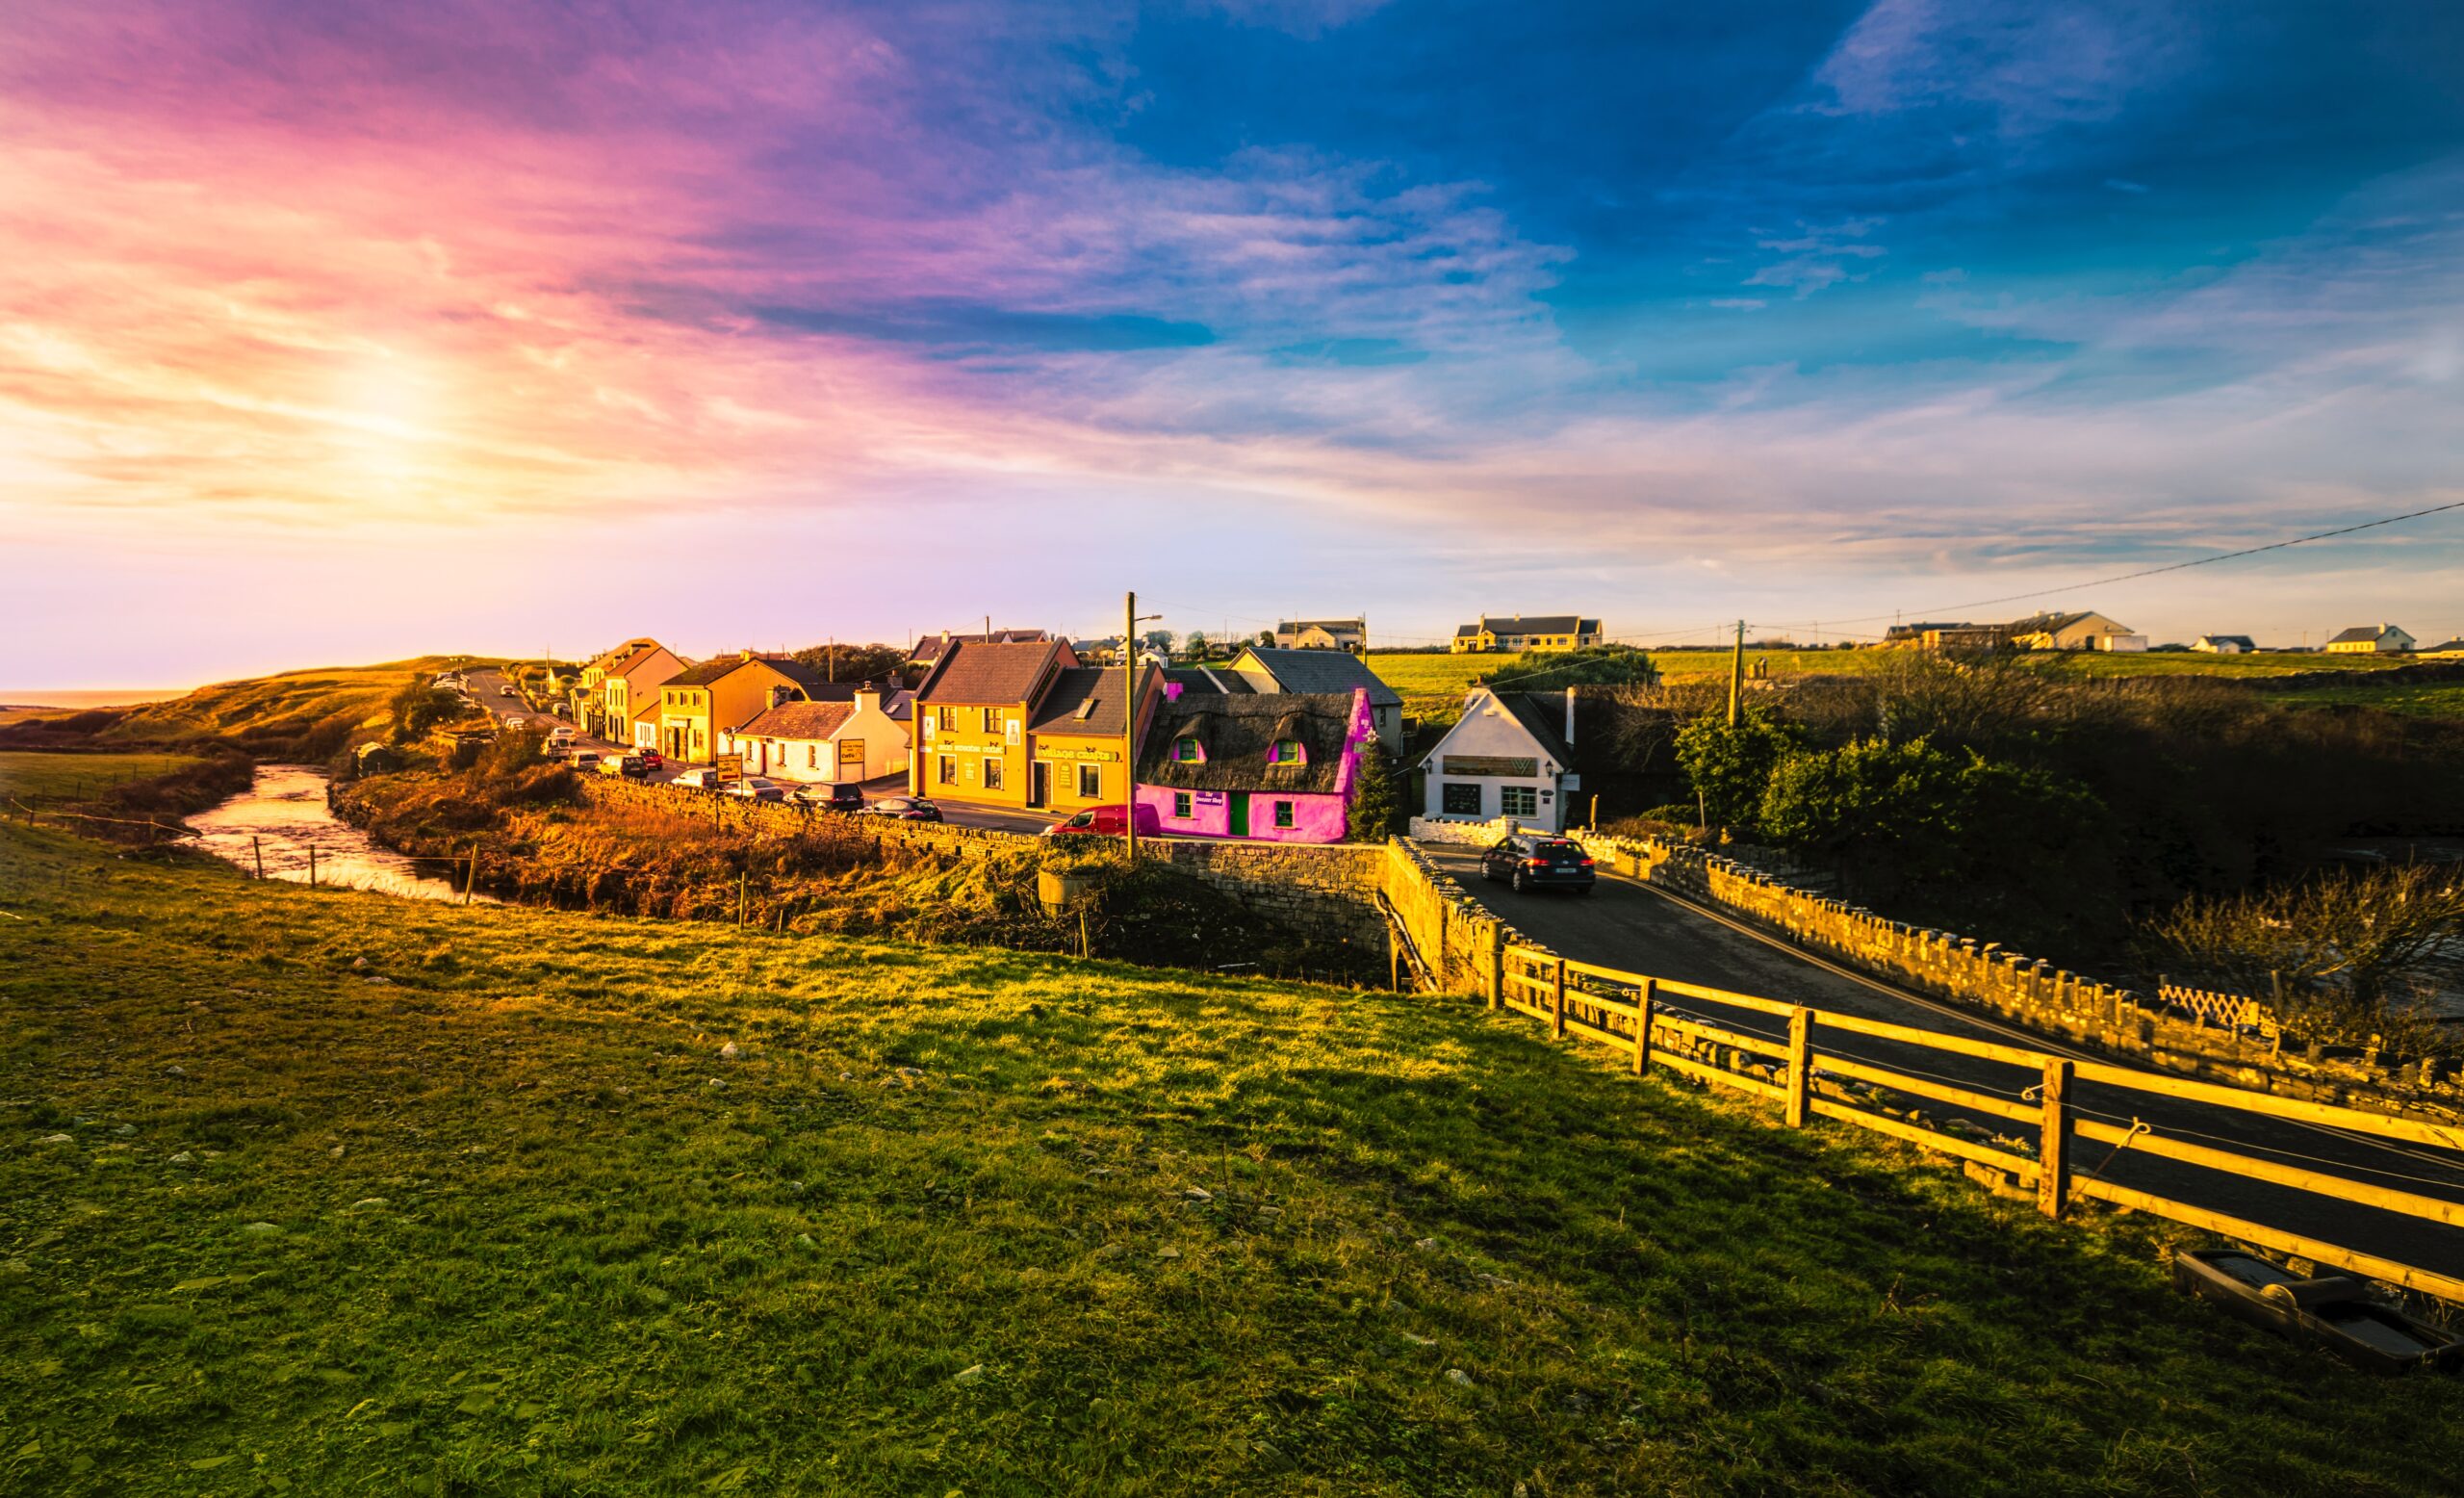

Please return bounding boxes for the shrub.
[1674,708,1802,828]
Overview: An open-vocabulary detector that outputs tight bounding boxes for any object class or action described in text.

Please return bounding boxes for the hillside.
[2,769,2457,1494]
[0,658,501,761]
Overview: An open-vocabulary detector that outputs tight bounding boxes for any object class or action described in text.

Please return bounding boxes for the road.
[1420,843,2464,1293]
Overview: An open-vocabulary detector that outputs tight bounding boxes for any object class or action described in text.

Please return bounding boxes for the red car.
[638,749,664,770]
[1042,803,1161,839]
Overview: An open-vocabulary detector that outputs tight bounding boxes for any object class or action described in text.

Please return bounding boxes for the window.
[1442,783,1482,816]
[1501,786,1538,817]
[1078,763,1102,798]
[1172,791,1193,819]
[937,707,959,732]
[1268,738,1304,765]
[982,707,1001,734]
[807,744,819,769]
[984,759,1004,791]
[1271,800,1295,829]
[937,756,957,786]
[1174,736,1202,762]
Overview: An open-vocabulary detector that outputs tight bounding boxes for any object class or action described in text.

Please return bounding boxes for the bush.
[1347,749,1403,842]
[1674,708,1802,828]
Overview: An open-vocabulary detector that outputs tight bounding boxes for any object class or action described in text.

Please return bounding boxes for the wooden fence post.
[1486,929,1502,1011]
[251,836,265,881]
[2039,1058,2073,1219]
[1785,1007,1812,1127]
[464,846,477,906]
[308,845,318,888]
[1633,977,1655,1075]
[1552,956,1568,1039]
[737,871,748,929]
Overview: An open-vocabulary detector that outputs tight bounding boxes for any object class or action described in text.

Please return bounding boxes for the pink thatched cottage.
[1133,685,1375,842]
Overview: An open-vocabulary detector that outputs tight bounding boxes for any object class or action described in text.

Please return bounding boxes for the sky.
[7,0,2464,687]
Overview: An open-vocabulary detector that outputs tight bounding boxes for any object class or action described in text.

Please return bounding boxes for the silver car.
[726,776,786,803]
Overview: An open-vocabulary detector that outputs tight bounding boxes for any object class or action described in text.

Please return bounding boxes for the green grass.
[4,770,2460,1494]
[2255,682,2464,720]
[0,751,203,802]
[94,659,490,750]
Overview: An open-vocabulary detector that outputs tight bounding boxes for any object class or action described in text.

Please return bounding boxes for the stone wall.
[1573,828,2463,1121]
[1378,838,1533,997]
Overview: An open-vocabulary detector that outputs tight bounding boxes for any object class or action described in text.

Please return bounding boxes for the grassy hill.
[2,763,2458,1494]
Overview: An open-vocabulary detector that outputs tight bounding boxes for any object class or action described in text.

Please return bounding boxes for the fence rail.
[1492,943,2464,1306]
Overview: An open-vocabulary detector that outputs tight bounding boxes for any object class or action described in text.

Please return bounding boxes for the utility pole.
[1124,589,1139,863]
[1727,619,1746,726]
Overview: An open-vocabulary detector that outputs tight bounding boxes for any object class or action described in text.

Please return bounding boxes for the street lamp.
[1124,592,1163,861]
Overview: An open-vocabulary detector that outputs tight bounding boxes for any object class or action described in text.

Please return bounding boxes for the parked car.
[792,782,867,812]
[501,715,526,730]
[1042,803,1160,839]
[1480,834,1596,893]
[569,750,601,770]
[500,685,518,698]
[596,754,637,777]
[548,726,576,743]
[857,796,943,822]
[726,776,786,803]
[673,767,731,790]
[542,745,573,762]
[638,749,664,771]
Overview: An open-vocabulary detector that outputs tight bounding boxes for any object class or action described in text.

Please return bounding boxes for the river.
[189,764,488,902]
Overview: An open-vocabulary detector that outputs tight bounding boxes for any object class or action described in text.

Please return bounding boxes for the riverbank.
[6,790,2460,1494]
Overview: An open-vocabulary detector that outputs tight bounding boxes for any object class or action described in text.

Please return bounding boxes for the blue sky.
[6,0,2463,684]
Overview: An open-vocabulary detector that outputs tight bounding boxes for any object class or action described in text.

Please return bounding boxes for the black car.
[1480,834,1597,893]
[856,796,943,822]
[793,782,867,813]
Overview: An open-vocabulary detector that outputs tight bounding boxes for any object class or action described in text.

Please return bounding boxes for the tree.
[1257,630,1275,648]
[1347,746,1404,842]
[386,675,462,744]
[788,642,908,684]
[1184,631,1210,660]
[1673,707,1802,826]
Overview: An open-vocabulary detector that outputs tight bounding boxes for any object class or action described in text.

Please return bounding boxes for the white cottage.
[1416,687,1579,833]
[734,686,911,784]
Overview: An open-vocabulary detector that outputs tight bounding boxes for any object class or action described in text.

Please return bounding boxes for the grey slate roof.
[737,702,855,741]
[2327,625,2405,645]
[1466,614,1600,636]
[1027,666,1153,736]
[914,639,1065,707]
[1236,648,1401,709]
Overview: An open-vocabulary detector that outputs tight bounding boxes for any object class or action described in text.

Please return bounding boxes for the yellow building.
[1023,665,1161,813]
[1450,614,1603,653]
[577,639,686,743]
[653,652,827,764]
[911,640,1074,808]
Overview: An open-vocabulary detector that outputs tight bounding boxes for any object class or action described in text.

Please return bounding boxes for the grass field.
[0,752,203,802]
[90,658,493,750]
[4,762,2459,1494]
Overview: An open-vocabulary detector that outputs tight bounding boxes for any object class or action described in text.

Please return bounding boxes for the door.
[1227,791,1249,838]
[1029,760,1049,809]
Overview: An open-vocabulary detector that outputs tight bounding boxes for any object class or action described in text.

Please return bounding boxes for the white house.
[2193,635,2256,654]
[2324,624,2416,655]
[2008,610,2147,652]
[733,687,911,784]
[1415,687,1579,834]
[1272,617,1367,653]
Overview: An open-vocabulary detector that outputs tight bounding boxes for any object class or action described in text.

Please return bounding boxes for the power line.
[1759,498,2464,632]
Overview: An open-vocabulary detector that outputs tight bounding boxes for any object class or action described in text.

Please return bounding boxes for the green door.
[1228,791,1249,837]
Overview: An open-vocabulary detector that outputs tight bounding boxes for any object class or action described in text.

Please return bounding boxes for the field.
[4,761,2460,1494]
[1366,648,2445,726]
[0,752,203,802]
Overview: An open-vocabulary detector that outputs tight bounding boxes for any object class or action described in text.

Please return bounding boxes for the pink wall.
[1131,688,1373,845]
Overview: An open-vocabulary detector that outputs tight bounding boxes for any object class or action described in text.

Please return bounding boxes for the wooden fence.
[1490,943,2464,1306]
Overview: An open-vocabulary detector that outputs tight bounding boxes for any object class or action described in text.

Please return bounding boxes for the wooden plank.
[2040,1058,2073,1221]
[1633,977,1655,1076]
[1653,1011,1787,1058]
[1808,1098,2041,1179]
[1647,976,1804,1019]
[1653,1048,1789,1102]
[2068,1059,2464,1150]
[2074,1177,2464,1305]
[1785,1008,1812,1128]
[1818,1055,2039,1124]
[2074,1119,2464,1229]
[1553,957,1568,1040]
[1810,1011,2053,1071]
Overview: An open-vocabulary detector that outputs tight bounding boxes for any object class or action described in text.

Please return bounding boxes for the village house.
[1271,617,1367,653]
[1024,665,1158,814]
[2417,637,2464,659]
[1883,621,2009,651]
[1070,636,1125,665]
[1450,614,1604,654]
[908,628,1052,670]
[2007,611,2147,652]
[1416,686,1584,833]
[1168,647,1405,748]
[2325,624,2416,655]
[578,639,686,745]
[2193,635,2257,654]
[652,652,826,764]
[1136,687,1374,843]
[910,638,1079,810]
[734,686,910,784]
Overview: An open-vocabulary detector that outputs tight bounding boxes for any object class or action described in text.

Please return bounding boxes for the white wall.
[1417,691,1567,833]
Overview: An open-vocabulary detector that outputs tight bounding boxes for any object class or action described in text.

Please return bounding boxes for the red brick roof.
[738,701,856,740]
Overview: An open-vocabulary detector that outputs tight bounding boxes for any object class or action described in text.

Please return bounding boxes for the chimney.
[855,686,881,715]
[1564,684,1577,747]
[1164,680,1184,703]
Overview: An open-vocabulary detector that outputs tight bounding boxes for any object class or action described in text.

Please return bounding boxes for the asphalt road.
[1421,843,2464,1292]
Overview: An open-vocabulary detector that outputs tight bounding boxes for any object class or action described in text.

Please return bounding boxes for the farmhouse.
[1416,687,1582,834]
[2193,635,2257,655]
[2007,611,2147,653]
[2325,624,2416,655]
[1271,617,1367,653]
[1450,614,1603,654]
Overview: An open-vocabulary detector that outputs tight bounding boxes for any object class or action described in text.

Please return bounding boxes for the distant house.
[654,652,827,764]
[2008,611,2147,653]
[2417,637,2464,659]
[909,629,1052,669]
[1272,618,1367,653]
[1415,687,1584,834]
[2325,624,2416,655]
[735,686,910,784]
[1883,621,2008,651]
[1450,614,1603,654]
[1165,645,1406,747]
[1136,688,1375,843]
[1071,636,1125,665]
[2193,635,2257,655]
[577,639,687,745]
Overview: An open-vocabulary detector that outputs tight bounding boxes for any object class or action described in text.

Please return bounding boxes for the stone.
[164,1066,186,1077]
[1183,1187,1213,1202]
[1414,1237,1436,1251]
[951,1364,985,1386]
[1155,1247,1182,1259]
[238,1222,281,1236]
[348,1198,389,1210]
[719,1042,740,1060]
[1445,1368,1475,1388]
[115,1124,136,1137]
[38,1134,73,1146]
[328,1146,346,1158]
[169,1151,195,1166]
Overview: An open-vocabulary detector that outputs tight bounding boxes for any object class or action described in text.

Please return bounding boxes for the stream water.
[189,764,487,902]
